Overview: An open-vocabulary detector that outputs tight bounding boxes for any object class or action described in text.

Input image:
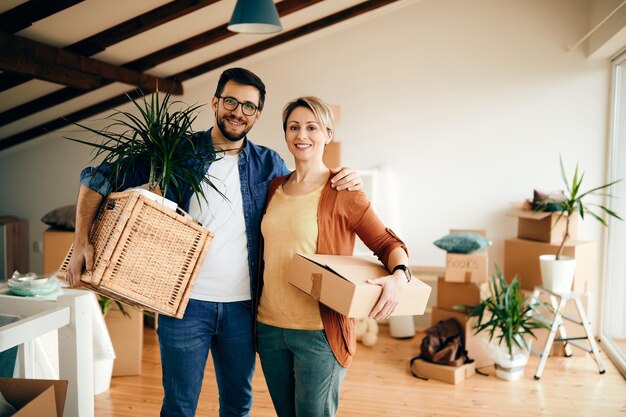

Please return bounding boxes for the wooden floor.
[95,326,626,417]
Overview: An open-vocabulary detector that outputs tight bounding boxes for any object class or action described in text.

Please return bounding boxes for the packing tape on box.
[464,271,472,283]
[310,273,322,300]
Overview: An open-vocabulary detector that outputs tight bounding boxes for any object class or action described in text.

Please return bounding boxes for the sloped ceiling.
[0,0,399,152]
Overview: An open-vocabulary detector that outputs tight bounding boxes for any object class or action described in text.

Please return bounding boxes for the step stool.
[529,286,606,380]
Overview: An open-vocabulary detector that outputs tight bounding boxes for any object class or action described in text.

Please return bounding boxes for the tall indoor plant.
[464,266,548,381]
[65,89,222,206]
[535,157,622,293]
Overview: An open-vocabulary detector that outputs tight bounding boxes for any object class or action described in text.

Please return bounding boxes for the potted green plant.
[535,157,622,293]
[62,89,220,334]
[462,266,548,381]
[65,89,222,206]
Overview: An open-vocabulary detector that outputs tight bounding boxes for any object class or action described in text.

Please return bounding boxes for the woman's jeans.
[157,299,256,417]
[257,322,347,417]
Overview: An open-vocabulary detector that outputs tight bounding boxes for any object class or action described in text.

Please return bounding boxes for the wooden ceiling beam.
[0,0,84,34]
[0,87,82,126]
[0,93,132,152]
[0,0,220,93]
[0,31,183,94]
[0,0,321,126]
[0,0,397,151]
[66,0,221,57]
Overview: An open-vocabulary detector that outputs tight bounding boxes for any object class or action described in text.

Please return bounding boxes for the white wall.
[251,0,610,269]
[0,0,614,323]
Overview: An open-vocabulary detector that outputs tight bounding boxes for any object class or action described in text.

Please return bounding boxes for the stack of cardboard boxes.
[411,230,493,384]
[505,209,595,356]
[505,209,595,293]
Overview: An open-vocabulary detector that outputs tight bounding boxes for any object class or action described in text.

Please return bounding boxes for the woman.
[255,96,410,417]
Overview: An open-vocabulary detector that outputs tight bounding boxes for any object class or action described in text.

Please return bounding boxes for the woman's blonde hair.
[282,96,334,138]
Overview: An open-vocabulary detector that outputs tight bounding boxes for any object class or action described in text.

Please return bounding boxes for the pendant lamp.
[228,0,283,34]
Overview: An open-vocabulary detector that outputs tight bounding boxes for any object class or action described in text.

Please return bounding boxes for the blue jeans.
[257,322,347,417]
[157,299,255,417]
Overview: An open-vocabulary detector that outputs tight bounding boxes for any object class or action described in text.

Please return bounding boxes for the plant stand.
[529,286,605,380]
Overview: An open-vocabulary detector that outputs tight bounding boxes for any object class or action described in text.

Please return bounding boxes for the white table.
[0,286,96,417]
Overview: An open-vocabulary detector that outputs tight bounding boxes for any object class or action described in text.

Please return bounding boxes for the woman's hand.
[366,271,407,320]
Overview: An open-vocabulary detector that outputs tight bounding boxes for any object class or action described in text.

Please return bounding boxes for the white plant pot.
[489,338,531,381]
[539,255,576,293]
[388,315,415,339]
[93,357,114,394]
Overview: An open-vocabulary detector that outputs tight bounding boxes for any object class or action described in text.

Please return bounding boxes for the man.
[66,67,361,417]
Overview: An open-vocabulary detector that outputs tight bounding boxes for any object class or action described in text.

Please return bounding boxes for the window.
[601,50,626,377]
[353,166,403,257]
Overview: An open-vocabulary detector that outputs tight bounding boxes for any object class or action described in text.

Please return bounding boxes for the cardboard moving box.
[509,209,577,244]
[411,268,442,331]
[42,228,73,276]
[322,141,341,169]
[444,250,488,283]
[409,358,475,385]
[105,304,143,376]
[0,378,67,417]
[504,238,595,293]
[436,277,489,312]
[288,254,431,318]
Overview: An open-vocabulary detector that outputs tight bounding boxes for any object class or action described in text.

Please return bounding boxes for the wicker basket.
[58,191,213,318]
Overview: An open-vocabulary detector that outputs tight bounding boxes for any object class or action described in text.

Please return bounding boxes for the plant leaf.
[64,90,220,206]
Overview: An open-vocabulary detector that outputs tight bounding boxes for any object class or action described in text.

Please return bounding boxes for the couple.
[66,68,410,417]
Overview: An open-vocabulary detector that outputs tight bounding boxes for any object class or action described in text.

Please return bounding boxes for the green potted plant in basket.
[460,266,549,381]
[62,89,221,319]
[65,89,222,206]
[534,156,622,293]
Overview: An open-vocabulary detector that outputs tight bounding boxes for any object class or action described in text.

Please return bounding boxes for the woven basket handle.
[176,207,202,226]
[175,207,190,219]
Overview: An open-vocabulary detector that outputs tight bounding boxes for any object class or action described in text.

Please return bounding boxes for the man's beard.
[216,113,253,142]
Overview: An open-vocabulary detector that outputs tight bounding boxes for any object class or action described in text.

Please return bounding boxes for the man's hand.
[330,166,362,191]
[66,185,103,287]
[65,242,94,287]
[366,271,407,320]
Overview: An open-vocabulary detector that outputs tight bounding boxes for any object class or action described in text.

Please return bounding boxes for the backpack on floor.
[410,318,473,373]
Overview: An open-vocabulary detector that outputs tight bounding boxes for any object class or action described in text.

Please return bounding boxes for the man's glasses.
[217,96,258,116]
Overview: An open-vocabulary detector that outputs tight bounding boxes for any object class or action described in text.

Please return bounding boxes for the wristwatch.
[392,264,412,283]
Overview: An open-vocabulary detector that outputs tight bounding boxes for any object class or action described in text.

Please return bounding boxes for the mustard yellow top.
[257,183,324,329]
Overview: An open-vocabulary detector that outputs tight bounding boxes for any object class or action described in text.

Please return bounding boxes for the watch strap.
[392,264,411,283]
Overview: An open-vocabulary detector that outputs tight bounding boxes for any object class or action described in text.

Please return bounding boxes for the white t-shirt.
[187,153,251,302]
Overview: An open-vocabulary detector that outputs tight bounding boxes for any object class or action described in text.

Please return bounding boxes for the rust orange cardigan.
[255,173,407,367]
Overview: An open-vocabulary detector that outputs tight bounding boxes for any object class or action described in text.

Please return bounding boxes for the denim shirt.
[80,128,290,295]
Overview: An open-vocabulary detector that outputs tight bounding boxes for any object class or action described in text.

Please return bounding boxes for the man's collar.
[206,127,250,160]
